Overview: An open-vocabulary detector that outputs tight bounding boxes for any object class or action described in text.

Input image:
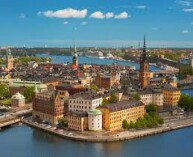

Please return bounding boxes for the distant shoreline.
[22,117,193,142]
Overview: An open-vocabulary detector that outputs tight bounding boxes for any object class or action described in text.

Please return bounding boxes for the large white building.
[68,91,103,112]
[88,109,102,131]
[139,86,163,107]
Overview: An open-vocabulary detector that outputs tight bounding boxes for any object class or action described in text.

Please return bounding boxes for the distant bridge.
[153,69,179,75]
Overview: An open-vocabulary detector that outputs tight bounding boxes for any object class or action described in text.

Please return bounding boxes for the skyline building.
[139,36,150,89]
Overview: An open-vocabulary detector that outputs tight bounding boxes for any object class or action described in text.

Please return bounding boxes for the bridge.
[0,116,21,128]
[153,69,179,75]
[0,109,32,129]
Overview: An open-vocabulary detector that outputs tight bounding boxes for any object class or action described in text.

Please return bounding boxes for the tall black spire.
[142,35,147,62]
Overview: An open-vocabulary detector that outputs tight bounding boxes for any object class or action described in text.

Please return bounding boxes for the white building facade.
[68,93,102,112]
[88,109,102,131]
[140,92,163,107]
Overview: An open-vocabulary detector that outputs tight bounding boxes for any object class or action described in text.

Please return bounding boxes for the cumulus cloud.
[19,13,26,19]
[81,21,87,25]
[182,30,189,33]
[175,1,191,6]
[63,21,69,25]
[182,8,193,12]
[135,5,147,9]
[105,12,114,18]
[90,11,115,19]
[38,8,87,18]
[90,11,105,19]
[114,12,129,19]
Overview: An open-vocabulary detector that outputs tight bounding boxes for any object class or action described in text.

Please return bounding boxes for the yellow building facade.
[98,100,145,131]
[163,84,181,108]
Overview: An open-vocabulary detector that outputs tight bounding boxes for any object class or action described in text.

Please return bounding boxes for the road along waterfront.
[22,115,193,142]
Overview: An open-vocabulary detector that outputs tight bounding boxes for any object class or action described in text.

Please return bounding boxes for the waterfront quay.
[22,115,193,142]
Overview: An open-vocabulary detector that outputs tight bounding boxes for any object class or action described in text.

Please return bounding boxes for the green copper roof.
[88,109,102,115]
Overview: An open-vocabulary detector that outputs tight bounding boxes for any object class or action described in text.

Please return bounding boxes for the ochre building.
[98,100,145,131]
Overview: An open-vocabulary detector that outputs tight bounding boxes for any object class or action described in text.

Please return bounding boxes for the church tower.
[6,49,14,72]
[139,36,150,89]
[72,41,78,70]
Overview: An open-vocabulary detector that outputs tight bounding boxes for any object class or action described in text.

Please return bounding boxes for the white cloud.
[19,13,26,19]
[63,21,69,25]
[90,11,105,19]
[175,1,191,6]
[135,5,147,9]
[105,12,114,18]
[182,30,189,33]
[81,21,87,25]
[115,12,129,19]
[182,8,193,12]
[192,22,193,25]
[38,8,87,18]
[90,11,115,19]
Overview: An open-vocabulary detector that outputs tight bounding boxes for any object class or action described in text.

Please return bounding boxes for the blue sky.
[0,0,193,48]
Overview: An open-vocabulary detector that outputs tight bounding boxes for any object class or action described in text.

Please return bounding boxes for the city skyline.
[0,0,193,48]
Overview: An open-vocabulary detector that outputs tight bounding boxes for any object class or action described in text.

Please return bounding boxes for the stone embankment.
[22,117,193,142]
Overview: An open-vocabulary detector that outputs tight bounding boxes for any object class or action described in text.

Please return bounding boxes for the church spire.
[74,40,77,53]
[142,35,147,62]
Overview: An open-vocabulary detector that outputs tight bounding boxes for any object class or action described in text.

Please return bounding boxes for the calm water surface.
[36,54,160,71]
[0,125,193,157]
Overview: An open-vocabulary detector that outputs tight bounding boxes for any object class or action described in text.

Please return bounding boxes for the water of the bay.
[36,54,160,71]
[0,125,193,157]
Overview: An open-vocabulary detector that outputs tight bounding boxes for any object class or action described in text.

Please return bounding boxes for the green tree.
[109,92,118,103]
[102,98,109,105]
[178,94,193,111]
[122,119,129,129]
[58,117,68,128]
[0,84,9,99]
[145,103,157,114]
[128,121,134,129]
[24,86,34,102]
[133,93,141,100]
[90,84,99,91]
[0,58,5,64]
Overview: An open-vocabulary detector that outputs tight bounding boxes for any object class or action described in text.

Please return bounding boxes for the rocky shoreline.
[22,117,193,142]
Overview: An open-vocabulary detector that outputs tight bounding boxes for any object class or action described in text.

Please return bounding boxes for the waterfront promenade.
[22,116,193,142]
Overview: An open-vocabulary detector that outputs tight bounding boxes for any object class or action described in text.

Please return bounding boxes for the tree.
[58,117,68,128]
[0,84,9,99]
[122,119,129,129]
[145,103,157,114]
[133,93,140,100]
[109,92,118,103]
[24,86,34,102]
[0,58,5,64]
[178,94,193,111]
[90,84,99,91]
[102,98,109,105]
